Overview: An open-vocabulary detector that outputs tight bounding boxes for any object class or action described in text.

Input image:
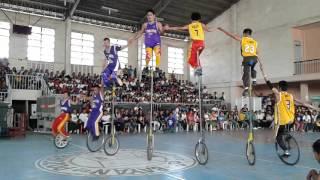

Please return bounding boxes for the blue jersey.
[60,98,71,113]
[91,92,103,112]
[104,45,121,71]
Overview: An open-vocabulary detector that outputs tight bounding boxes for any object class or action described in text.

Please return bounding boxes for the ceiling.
[0,0,239,37]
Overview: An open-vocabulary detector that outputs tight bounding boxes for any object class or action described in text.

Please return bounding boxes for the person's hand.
[307,169,318,180]
[164,24,170,31]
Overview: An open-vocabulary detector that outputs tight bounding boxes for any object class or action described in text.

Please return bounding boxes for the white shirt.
[101,114,111,124]
[79,113,88,123]
[71,114,78,123]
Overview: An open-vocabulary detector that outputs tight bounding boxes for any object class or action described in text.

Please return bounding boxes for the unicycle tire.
[246,141,256,166]
[87,132,105,152]
[195,141,209,165]
[54,134,69,149]
[275,134,300,166]
[104,136,119,156]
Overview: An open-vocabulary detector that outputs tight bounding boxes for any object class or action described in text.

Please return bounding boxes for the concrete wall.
[201,0,320,104]
[0,11,188,78]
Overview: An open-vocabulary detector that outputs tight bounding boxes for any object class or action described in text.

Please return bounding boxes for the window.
[28,26,55,62]
[71,32,94,66]
[168,47,184,74]
[110,38,128,68]
[0,22,10,58]
[141,44,156,69]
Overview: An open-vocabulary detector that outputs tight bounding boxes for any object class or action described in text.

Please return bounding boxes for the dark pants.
[276,125,287,151]
[242,56,258,88]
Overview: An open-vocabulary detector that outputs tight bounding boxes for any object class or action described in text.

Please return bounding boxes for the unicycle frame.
[194,49,208,165]
[104,82,120,156]
[246,64,256,166]
[147,53,155,161]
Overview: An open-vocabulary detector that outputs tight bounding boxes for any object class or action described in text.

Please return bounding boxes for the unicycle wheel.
[275,134,300,165]
[54,134,69,149]
[246,141,256,166]
[147,135,154,161]
[87,132,105,152]
[104,136,119,156]
[195,141,209,165]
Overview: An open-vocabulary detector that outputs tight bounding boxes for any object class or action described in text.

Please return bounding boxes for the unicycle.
[275,125,300,165]
[147,57,155,161]
[54,133,69,149]
[87,127,105,152]
[194,67,209,165]
[245,64,256,166]
[147,125,154,161]
[104,83,119,156]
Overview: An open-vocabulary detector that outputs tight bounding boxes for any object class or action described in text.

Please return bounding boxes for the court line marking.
[161,141,318,170]
[163,173,185,180]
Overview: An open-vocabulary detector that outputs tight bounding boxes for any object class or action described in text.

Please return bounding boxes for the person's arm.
[202,24,216,32]
[217,27,241,41]
[165,24,189,31]
[260,63,280,101]
[157,22,164,34]
[129,23,147,42]
[295,98,320,111]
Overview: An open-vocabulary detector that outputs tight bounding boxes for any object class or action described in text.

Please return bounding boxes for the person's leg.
[250,58,257,83]
[52,113,65,136]
[57,113,70,137]
[102,68,113,87]
[276,125,288,151]
[242,63,250,90]
[93,112,103,137]
[153,45,161,67]
[188,42,198,69]
[145,47,153,66]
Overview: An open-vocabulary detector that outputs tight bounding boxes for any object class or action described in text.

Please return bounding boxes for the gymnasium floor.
[0,130,318,180]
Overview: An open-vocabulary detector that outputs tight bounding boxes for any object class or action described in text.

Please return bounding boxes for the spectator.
[306,139,320,180]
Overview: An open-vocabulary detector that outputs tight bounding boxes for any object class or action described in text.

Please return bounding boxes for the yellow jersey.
[188,21,204,41]
[274,92,295,125]
[241,37,258,57]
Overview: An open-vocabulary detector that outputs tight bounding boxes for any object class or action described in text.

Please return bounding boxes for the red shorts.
[52,112,70,137]
[188,40,205,68]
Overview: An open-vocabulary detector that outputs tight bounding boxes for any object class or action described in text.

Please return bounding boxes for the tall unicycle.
[194,51,208,165]
[104,82,120,156]
[147,57,155,161]
[245,64,256,166]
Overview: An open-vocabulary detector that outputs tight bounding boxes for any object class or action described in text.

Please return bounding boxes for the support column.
[64,18,72,75]
[300,83,309,102]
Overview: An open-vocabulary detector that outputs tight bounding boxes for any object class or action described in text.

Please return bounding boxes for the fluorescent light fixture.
[101,6,119,13]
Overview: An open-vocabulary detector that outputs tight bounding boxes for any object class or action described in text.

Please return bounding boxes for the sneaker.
[252,79,257,85]
[242,89,249,97]
[283,150,291,157]
[194,68,202,76]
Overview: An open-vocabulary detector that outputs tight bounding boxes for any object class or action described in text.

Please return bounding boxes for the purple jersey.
[104,45,121,71]
[91,92,103,112]
[144,22,161,48]
[60,98,71,113]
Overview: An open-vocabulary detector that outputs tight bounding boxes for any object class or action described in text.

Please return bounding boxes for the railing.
[294,59,320,75]
[6,74,43,90]
[41,77,52,96]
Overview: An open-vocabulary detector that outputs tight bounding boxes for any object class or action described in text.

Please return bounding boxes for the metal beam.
[14,0,66,10]
[139,0,173,23]
[74,10,139,24]
[69,0,80,18]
